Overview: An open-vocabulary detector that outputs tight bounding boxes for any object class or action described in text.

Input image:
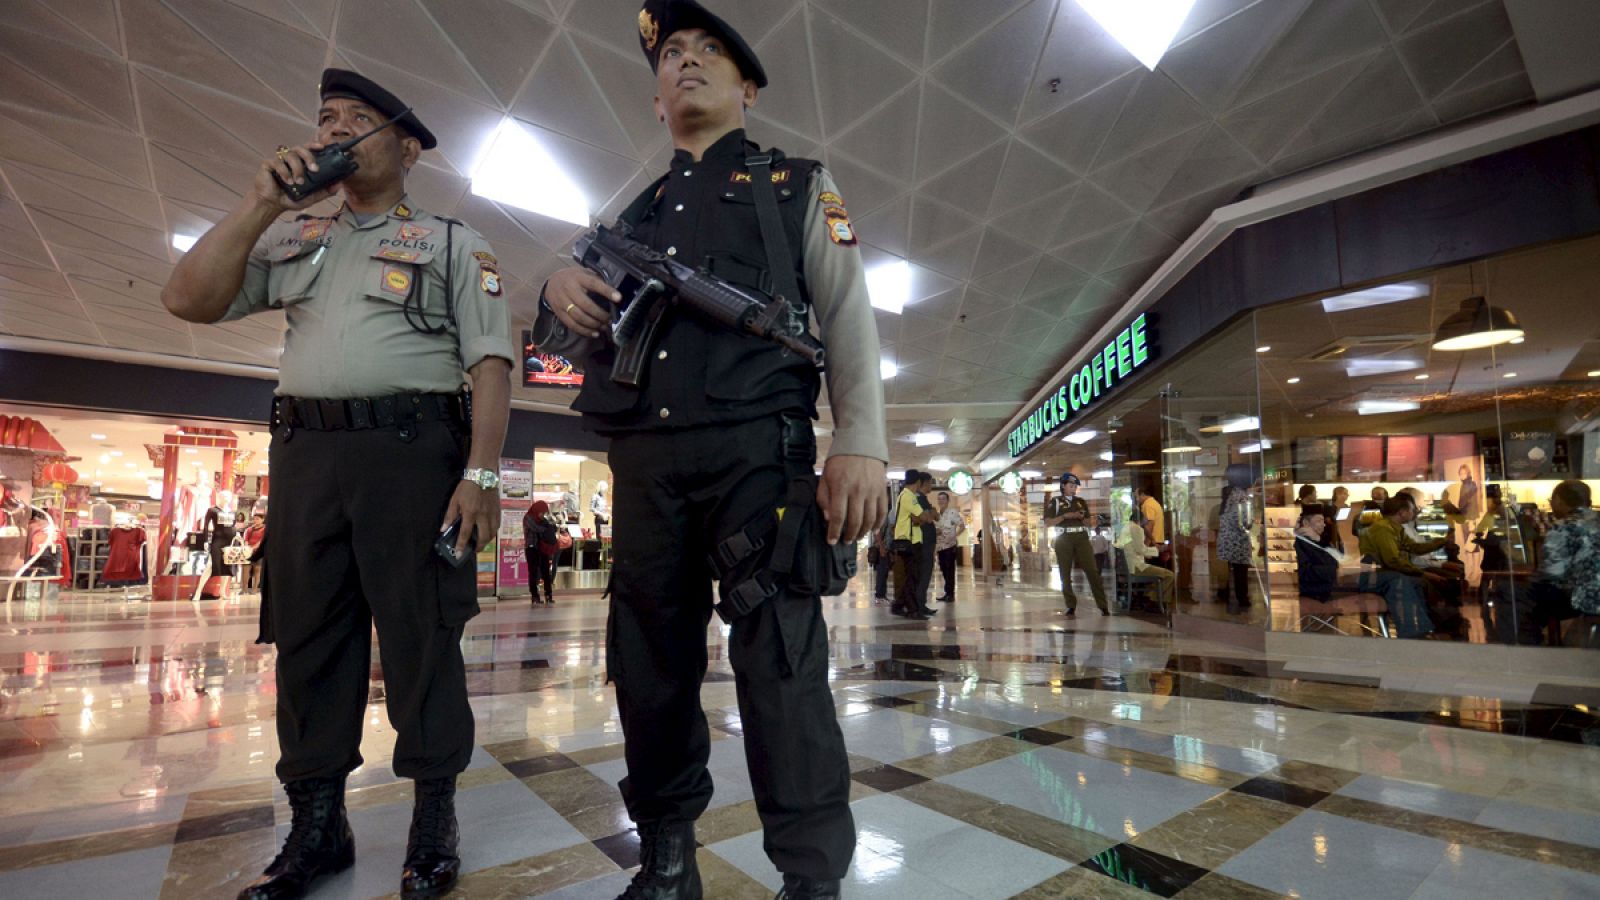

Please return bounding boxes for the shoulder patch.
[479,267,502,298]
[393,202,414,220]
[298,219,329,242]
[818,191,844,206]
[472,250,498,268]
[824,206,857,246]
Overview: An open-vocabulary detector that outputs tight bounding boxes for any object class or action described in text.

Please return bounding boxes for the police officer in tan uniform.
[162,69,512,900]
[1046,472,1109,615]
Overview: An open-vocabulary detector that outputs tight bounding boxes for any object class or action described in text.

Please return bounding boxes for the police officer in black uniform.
[1046,472,1109,615]
[162,70,512,899]
[532,3,889,898]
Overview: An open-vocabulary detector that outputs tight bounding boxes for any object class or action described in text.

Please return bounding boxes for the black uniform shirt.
[1047,495,1090,528]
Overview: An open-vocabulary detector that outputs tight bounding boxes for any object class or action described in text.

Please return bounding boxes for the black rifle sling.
[743,154,803,316]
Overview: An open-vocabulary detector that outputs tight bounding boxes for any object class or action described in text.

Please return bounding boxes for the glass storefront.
[994,232,1599,673]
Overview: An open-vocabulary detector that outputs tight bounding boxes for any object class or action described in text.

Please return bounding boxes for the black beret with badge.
[637,0,768,88]
[319,68,437,150]
[1060,472,1082,486]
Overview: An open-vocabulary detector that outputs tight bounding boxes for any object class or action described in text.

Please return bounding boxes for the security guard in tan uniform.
[162,69,512,900]
[1046,472,1109,615]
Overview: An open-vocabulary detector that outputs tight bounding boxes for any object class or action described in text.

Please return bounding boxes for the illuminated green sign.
[999,471,1023,495]
[1007,313,1157,458]
[947,470,974,495]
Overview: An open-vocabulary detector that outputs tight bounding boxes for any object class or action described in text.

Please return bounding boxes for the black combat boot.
[236,776,354,900]
[401,777,461,898]
[775,875,842,899]
[616,820,701,899]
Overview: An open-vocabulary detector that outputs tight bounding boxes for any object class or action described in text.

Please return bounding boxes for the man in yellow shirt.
[891,471,935,618]
[1137,484,1165,546]
[1358,496,1452,638]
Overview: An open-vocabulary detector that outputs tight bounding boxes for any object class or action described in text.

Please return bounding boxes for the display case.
[1263,506,1298,587]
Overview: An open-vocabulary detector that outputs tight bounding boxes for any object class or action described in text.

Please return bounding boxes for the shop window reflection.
[1250,238,1600,655]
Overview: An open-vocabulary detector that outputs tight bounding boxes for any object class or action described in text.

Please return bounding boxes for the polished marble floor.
[3,566,1600,899]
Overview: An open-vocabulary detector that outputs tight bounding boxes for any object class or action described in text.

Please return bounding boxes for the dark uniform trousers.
[607,415,855,881]
[1053,530,1109,612]
[265,418,478,783]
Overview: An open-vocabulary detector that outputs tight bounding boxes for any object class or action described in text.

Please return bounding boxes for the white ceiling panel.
[0,0,1551,468]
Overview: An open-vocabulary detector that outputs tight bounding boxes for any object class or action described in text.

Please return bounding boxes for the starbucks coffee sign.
[1007,313,1157,458]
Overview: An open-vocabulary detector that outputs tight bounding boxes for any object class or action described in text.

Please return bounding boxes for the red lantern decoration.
[43,462,76,486]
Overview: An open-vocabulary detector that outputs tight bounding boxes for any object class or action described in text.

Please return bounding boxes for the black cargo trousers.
[606,413,855,881]
[261,396,479,784]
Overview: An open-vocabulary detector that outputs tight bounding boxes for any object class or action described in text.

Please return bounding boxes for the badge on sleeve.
[381,263,412,296]
[471,251,498,267]
[397,223,433,241]
[378,247,421,263]
[823,206,857,246]
[479,267,502,297]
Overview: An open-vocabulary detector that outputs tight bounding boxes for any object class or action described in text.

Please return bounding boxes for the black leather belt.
[272,392,466,431]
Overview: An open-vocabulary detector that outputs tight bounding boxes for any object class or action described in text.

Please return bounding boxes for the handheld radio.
[273,108,412,203]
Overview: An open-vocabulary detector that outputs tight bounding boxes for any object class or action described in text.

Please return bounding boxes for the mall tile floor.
[3,569,1600,899]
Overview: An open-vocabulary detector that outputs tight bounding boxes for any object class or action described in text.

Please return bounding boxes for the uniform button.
[666,246,677,256]
[682,170,692,177]
[674,204,684,212]
[781,189,791,197]
[657,350,668,360]
[659,408,670,419]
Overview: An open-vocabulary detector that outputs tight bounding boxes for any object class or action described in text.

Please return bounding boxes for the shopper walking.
[1218,463,1260,614]
[162,68,511,899]
[530,3,889,895]
[242,512,266,591]
[524,500,559,605]
[934,491,965,603]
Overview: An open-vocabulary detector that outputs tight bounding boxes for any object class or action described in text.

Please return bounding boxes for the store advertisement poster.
[475,539,497,594]
[496,458,531,592]
[1504,431,1555,480]
[499,458,532,501]
[523,330,583,387]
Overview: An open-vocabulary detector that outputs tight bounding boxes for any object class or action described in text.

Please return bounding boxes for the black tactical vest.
[572,129,822,432]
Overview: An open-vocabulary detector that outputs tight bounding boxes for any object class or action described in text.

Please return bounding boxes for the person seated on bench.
[1115,509,1175,610]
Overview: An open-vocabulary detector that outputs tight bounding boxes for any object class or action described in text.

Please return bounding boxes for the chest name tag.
[730,168,790,184]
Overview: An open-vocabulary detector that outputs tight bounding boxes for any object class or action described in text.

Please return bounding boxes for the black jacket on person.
[572,130,821,431]
[1296,535,1342,602]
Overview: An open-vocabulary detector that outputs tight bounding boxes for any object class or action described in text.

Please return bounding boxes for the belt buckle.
[318,398,348,430]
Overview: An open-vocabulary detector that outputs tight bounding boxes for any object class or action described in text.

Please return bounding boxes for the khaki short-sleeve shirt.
[225,196,513,399]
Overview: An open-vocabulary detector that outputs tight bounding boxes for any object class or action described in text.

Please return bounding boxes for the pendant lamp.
[1432,296,1523,350]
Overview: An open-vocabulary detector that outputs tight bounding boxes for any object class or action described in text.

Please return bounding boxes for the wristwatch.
[462,467,499,491]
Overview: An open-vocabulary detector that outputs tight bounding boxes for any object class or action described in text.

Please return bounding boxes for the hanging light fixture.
[1432,266,1522,351]
[1432,296,1524,350]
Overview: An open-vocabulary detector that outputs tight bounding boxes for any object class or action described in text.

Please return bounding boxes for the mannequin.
[591,480,610,531]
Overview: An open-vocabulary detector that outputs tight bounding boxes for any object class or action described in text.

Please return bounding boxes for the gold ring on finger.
[275,146,290,159]
[565,303,577,315]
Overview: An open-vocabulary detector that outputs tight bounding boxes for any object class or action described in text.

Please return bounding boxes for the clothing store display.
[102,525,148,584]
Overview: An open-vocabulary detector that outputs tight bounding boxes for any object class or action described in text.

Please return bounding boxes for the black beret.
[318,68,436,150]
[638,0,768,88]
[1060,472,1082,486]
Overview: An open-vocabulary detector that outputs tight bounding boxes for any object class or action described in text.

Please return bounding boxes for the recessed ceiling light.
[1358,400,1421,415]
[1345,359,1423,377]
[98,454,110,464]
[1018,470,1043,479]
[1062,429,1098,445]
[1256,345,1272,353]
[1099,450,1114,461]
[1589,371,1600,378]
[1162,445,1202,454]
[866,259,911,315]
[913,430,946,447]
[979,457,1008,473]
[1414,374,1430,380]
[1503,372,1517,379]
[927,457,955,472]
[124,463,136,469]
[109,450,123,457]
[887,469,906,481]
[471,119,590,227]
[1092,470,1113,479]
[1074,0,1197,70]
[185,448,199,454]
[1509,336,1525,344]
[1285,377,1300,384]
[880,359,899,380]
[1218,416,1259,434]
[171,233,200,252]
[90,433,107,440]
[1125,459,1157,466]
[1319,281,1429,314]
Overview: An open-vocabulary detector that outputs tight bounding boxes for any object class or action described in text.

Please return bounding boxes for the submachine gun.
[572,224,825,386]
